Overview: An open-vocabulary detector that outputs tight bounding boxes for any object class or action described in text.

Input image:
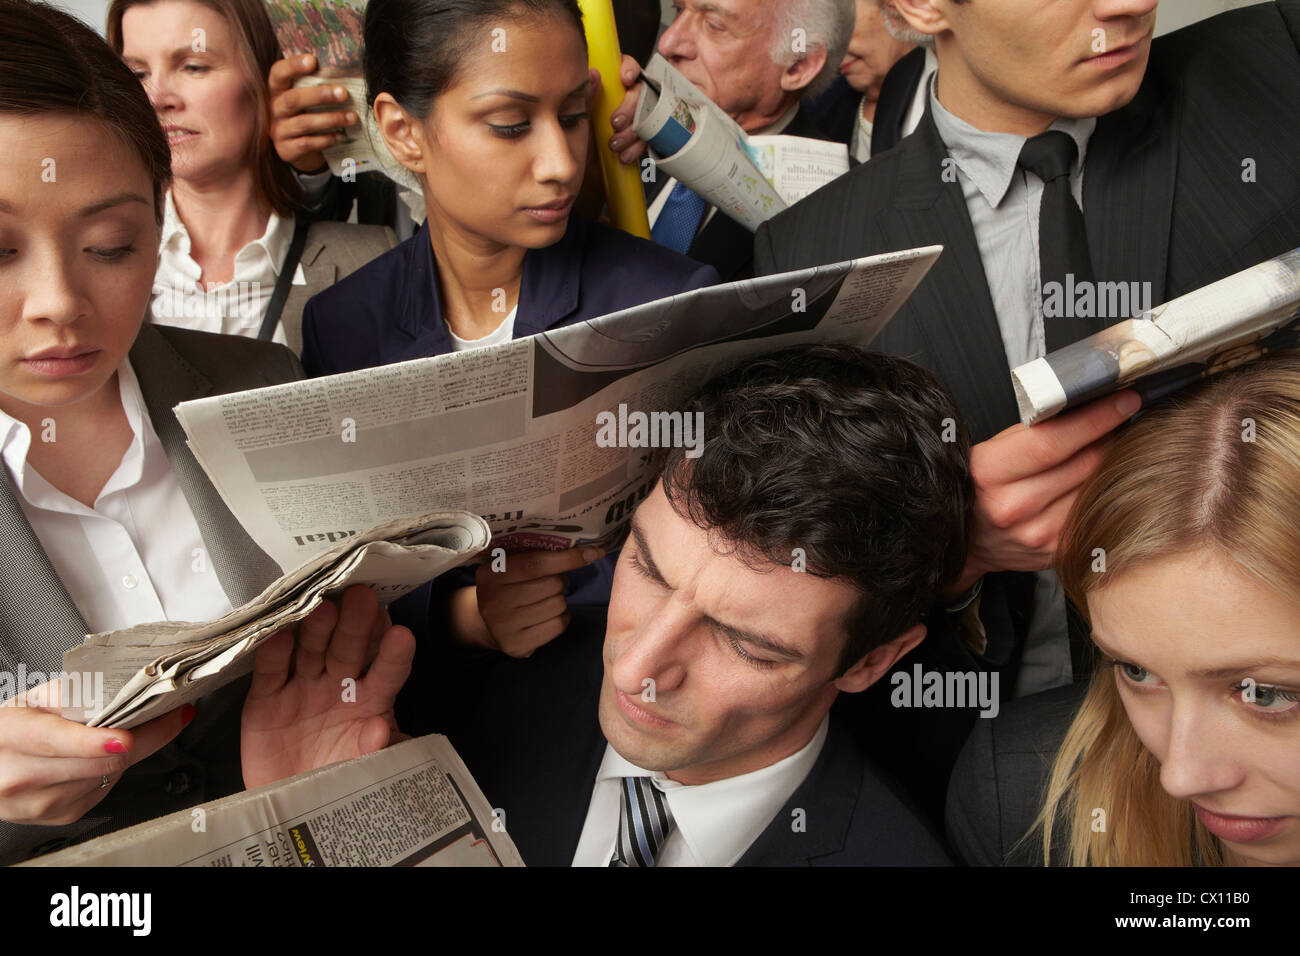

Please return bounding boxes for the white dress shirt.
[0,361,233,634]
[571,716,829,867]
[150,191,303,347]
[447,306,518,352]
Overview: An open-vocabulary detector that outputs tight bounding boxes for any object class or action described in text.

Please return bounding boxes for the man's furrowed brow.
[707,616,803,662]
[629,520,669,584]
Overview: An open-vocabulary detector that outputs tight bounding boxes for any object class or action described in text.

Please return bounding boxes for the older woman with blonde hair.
[947,350,1300,866]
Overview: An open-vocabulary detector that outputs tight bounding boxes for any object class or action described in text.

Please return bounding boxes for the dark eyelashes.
[488,113,589,139]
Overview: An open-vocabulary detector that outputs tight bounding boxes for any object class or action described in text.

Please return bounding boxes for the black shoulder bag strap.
[258,215,311,341]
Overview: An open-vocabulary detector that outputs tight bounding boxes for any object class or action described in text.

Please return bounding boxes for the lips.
[616,688,676,729]
[521,196,575,225]
[22,344,101,377]
[1193,803,1289,845]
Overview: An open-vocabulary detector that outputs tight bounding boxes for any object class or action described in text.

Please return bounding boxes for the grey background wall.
[48,0,1277,39]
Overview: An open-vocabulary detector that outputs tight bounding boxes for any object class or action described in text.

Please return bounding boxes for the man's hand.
[268,54,358,173]
[241,585,414,790]
[607,54,649,166]
[0,681,192,826]
[448,547,606,657]
[950,390,1141,598]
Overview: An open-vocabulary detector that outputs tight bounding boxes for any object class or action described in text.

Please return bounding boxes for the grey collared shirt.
[929,81,1097,696]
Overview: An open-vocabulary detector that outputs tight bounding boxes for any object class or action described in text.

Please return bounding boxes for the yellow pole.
[579,0,652,239]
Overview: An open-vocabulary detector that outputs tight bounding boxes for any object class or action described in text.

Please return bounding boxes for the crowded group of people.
[0,0,1297,868]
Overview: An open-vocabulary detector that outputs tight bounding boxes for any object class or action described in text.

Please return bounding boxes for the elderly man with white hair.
[608,0,854,280]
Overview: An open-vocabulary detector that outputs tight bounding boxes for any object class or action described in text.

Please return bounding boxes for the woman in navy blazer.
[300,0,718,657]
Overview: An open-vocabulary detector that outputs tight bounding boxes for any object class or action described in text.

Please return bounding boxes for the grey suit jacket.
[0,323,303,864]
[280,220,398,356]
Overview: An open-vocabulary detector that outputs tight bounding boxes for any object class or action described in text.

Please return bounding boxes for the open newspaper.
[62,511,490,730]
[264,0,422,197]
[1012,248,1300,425]
[633,54,849,231]
[21,734,522,867]
[173,249,941,574]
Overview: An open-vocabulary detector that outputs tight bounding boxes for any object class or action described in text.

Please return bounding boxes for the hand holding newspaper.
[632,54,849,230]
[62,511,491,729]
[1011,249,1300,426]
[21,734,523,867]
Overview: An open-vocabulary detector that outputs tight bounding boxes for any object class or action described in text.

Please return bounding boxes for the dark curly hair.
[660,344,973,677]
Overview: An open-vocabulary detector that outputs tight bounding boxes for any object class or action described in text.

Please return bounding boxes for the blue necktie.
[651,182,707,255]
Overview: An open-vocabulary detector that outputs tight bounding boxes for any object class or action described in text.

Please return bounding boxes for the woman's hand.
[0,683,193,826]
[268,54,358,173]
[448,547,604,657]
[241,585,414,790]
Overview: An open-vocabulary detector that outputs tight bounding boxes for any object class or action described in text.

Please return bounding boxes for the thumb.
[356,716,391,758]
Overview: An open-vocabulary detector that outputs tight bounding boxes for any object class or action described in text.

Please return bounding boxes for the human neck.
[663,695,832,787]
[933,39,1056,136]
[425,209,526,341]
[859,92,879,124]
[733,93,800,134]
[171,172,272,288]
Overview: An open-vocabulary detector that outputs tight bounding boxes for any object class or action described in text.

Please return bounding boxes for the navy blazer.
[408,607,952,867]
[300,213,719,620]
[300,213,719,377]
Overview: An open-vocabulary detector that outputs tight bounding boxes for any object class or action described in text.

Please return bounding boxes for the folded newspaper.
[20,734,522,867]
[633,54,849,231]
[1012,248,1300,425]
[171,249,941,575]
[62,511,491,729]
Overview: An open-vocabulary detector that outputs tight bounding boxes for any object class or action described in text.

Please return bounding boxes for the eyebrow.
[628,520,804,662]
[471,79,590,103]
[694,2,737,19]
[0,194,150,217]
[1093,634,1300,680]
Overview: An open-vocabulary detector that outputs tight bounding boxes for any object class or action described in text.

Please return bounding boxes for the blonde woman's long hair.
[1035,350,1300,865]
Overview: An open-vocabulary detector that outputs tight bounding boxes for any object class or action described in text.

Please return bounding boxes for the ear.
[891,0,949,38]
[779,45,828,94]
[372,91,429,176]
[833,622,926,694]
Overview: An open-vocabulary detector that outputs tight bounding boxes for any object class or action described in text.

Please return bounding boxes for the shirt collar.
[759,102,801,136]
[597,715,830,867]
[928,74,1097,209]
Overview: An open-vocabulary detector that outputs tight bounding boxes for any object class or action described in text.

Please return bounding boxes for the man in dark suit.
[402,345,970,865]
[754,1,1300,707]
[607,0,856,280]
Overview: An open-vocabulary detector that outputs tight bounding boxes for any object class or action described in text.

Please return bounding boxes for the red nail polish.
[181,703,196,726]
[104,739,127,755]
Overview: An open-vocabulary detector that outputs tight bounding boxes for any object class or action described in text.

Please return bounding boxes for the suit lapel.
[129,324,283,604]
[876,107,1019,441]
[280,234,332,356]
[1086,72,1178,307]
[0,476,88,676]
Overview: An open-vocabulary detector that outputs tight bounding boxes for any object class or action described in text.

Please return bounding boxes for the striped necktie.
[609,776,676,867]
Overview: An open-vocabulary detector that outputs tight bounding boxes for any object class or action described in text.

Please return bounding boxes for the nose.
[141,69,182,114]
[1158,698,1246,803]
[608,595,692,699]
[1094,0,1160,23]
[532,116,580,186]
[21,246,92,328]
[657,12,695,60]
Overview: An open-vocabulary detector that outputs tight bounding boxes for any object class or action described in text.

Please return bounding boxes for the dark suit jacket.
[944,682,1085,866]
[803,76,860,154]
[870,46,927,157]
[754,0,1300,823]
[412,607,951,866]
[0,324,303,865]
[645,106,831,282]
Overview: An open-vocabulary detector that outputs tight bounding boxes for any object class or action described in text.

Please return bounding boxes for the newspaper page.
[20,734,523,867]
[633,54,785,230]
[744,134,851,205]
[1011,248,1300,425]
[63,511,490,730]
[173,249,942,574]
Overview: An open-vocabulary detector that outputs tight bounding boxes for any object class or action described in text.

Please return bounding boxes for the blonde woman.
[947,351,1300,866]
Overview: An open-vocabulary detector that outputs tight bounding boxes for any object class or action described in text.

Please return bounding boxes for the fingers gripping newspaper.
[633,54,849,231]
[22,735,523,867]
[172,249,942,583]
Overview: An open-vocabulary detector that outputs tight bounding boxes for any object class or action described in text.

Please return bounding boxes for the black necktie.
[1018,130,1095,353]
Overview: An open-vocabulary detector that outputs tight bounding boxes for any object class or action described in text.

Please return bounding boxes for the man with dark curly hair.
[412,344,974,866]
